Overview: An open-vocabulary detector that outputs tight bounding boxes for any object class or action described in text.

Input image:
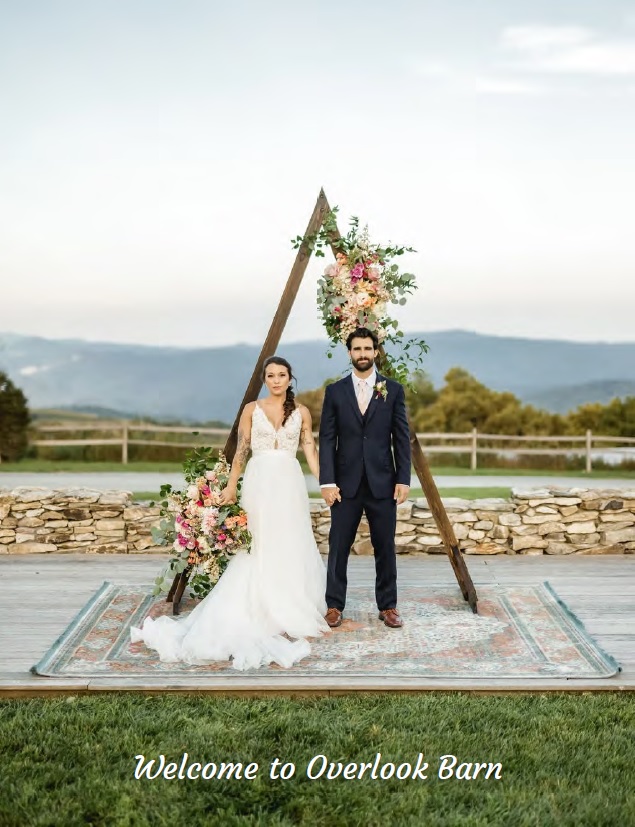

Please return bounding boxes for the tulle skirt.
[130,451,328,670]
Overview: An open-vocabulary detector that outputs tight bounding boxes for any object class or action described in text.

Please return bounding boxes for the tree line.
[2,367,634,465]
[297,367,635,438]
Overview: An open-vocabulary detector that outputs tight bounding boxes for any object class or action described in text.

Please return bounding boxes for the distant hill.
[525,380,635,413]
[1,330,635,421]
[31,405,139,421]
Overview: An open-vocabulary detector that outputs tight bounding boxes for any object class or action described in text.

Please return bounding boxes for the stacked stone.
[0,488,131,554]
[2,487,634,555]
[124,504,163,552]
[309,487,635,556]
[309,498,515,556]
[508,487,635,555]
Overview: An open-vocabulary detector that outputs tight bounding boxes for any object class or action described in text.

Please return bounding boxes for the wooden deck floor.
[0,554,633,695]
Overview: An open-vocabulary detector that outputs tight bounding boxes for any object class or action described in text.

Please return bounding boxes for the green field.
[1,459,634,478]
[1,694,633,826]
[409,487,512,500]
[0,460,185,473]
[131,488,511,503]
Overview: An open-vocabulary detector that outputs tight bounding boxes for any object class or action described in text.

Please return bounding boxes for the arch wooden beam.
[223,189,339,464]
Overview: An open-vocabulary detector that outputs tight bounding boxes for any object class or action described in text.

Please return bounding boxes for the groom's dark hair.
[346,327,379,351]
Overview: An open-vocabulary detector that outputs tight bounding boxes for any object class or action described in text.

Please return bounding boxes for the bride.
[130,356,329,670]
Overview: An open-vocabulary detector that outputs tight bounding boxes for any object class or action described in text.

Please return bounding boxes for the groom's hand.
[394,484,410,505]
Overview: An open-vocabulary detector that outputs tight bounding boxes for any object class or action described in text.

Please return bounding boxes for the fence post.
[585,429,592,473]
[470,428,478,471]
[122,422,128,465]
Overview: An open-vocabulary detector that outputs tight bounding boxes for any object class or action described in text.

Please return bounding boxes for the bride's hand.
[218,487,237,506]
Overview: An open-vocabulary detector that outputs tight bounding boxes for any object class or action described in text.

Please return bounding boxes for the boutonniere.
[373,380,388,401]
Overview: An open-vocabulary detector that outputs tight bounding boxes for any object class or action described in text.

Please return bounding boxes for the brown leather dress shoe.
[325,608,343,628]
[378,608,403,629]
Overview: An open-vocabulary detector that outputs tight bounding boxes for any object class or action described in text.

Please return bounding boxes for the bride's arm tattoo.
[234,428,251,469]
[224,409,253,497]
[300,410,320,480]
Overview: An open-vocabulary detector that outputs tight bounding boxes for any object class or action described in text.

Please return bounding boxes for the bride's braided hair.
[262,356,296,426]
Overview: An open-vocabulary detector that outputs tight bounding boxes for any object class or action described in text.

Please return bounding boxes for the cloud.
[19,365,50,376]
[409,58,544,96]
[471,75,543,96]
[501,25,592,52]
[501,24,635,76]
[408,59,454,79]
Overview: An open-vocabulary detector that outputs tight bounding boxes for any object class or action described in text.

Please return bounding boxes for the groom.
[319,327,411,629]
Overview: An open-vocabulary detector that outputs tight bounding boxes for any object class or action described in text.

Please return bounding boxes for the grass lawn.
[409,487,512,500]
[303,488,512,502]
[0,460,185,473]
[132,488,512,503]
[1,694,633,826]
[428,466,635,479]
[1,460,634,477]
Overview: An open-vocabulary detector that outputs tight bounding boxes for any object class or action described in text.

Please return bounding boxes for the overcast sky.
[2,0,635,348]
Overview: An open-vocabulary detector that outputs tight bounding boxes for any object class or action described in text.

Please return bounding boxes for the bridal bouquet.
[151,448,251,600]
[292,209,428,385]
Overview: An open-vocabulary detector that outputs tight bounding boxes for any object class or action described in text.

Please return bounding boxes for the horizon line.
[2,328,635,350]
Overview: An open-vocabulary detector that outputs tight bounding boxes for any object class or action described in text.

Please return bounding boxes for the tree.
[597,397,635,438]
[0,372,31,461]
[419,368,499,433]
[296,378,338,429]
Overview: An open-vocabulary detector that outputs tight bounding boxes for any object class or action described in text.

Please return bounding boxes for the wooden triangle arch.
[168,189,478,614]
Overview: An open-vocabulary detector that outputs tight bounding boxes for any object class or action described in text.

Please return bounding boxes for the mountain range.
[1,330,635,422]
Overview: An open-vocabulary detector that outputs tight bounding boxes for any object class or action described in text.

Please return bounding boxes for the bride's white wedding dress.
[130,403,329,670]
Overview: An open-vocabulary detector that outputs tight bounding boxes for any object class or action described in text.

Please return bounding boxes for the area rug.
[32,583,620,679]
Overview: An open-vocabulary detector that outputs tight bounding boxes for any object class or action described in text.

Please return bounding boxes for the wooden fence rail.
[26,423,635,471]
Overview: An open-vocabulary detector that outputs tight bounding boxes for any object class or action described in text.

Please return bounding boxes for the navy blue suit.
[319,372,411,611]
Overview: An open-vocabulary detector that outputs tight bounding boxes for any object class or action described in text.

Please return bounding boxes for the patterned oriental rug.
[32,583,619,680]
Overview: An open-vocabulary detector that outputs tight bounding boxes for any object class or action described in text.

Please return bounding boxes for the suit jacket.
[318,372,411,499]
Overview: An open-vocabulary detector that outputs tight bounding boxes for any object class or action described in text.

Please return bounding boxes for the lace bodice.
[250,403,302,455]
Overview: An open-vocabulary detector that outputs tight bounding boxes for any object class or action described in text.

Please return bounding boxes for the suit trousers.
[326,472,397,611]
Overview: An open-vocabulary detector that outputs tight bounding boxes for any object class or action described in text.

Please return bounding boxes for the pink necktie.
[356,380,370,414]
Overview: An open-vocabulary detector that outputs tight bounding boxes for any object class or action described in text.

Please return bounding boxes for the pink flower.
[324,264,338,278]
[205,471,217,482]
[178,534,188,546]
[217,533,227,542]
[201,508,219,535]
[201,485,211,496]
[350,263,364,283]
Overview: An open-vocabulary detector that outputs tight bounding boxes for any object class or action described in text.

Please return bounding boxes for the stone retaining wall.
[312,487,635,556]
[0,489,160,554]
[1,487,634,555]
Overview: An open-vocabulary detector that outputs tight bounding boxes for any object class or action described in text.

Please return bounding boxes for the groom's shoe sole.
[325,608,343,628]
[378,610,403,629]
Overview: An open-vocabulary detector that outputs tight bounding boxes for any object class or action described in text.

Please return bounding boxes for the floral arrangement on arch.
[151,448,251,600]
[292,208,428,385]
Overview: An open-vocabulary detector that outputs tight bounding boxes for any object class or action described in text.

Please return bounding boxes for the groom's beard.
[351,356,375,372]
